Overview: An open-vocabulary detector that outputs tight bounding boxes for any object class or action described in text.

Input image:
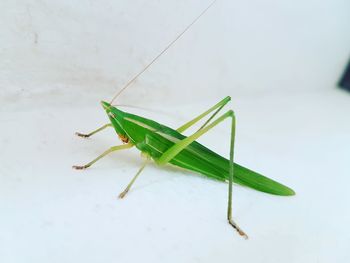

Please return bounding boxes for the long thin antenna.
[110,0,218,104]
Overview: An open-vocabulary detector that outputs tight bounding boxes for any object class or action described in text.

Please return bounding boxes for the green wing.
[139,125,295,196]
[233,164,295,196]
[113,108,295,196]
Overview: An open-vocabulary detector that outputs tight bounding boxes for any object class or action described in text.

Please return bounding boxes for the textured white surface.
[1,1,350,263]
[1,0,350,106]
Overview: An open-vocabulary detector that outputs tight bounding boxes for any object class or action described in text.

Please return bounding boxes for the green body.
[102,101,295,196]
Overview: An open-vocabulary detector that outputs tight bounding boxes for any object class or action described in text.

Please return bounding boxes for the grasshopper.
[73,0,295,239]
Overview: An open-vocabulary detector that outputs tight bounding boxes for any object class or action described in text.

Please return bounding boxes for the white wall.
[1,0,350,109]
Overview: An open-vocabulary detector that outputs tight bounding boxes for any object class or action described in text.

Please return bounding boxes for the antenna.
[109,0,218,104]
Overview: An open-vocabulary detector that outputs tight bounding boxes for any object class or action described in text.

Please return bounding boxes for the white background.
[1,0,350,262]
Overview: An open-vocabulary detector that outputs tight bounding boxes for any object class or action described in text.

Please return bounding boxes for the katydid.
[73,0,295,239]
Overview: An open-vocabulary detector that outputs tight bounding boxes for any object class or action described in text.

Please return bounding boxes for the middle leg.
[118,158,149,199]
[73,143,133,169]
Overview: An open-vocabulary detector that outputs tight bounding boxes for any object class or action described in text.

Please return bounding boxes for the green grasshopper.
[73,1,295,239]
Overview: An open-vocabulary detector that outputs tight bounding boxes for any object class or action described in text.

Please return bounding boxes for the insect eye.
[108,112,116,118]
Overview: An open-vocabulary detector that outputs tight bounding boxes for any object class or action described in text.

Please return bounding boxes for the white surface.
[1,91,350,263]
[1,1,350,263]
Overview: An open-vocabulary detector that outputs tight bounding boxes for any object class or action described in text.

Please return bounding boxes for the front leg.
[76,123,112,138]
